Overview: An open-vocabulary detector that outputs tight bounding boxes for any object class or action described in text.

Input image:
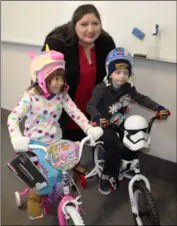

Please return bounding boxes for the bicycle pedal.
[71,184,77,191]
[110,186,115,192]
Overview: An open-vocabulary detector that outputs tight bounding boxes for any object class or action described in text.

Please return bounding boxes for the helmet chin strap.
[38,70,50,97]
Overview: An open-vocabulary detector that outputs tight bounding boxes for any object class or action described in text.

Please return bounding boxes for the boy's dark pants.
[102,127,124,177]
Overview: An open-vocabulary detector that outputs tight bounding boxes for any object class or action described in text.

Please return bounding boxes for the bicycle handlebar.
[92,112,170,134]
[28,134,95,166]
[148,116,158,133]
[148,111,170,133]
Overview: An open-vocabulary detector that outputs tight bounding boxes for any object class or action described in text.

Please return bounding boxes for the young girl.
[7,45,103,219]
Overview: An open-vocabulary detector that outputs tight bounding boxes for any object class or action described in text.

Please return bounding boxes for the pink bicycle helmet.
[29,44,66,97]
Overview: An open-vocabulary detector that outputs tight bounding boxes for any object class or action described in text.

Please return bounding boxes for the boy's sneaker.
[109,177,119,191]
[98,174,111,195]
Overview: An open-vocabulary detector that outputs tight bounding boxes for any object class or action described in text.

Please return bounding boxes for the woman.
[41,4,116,174]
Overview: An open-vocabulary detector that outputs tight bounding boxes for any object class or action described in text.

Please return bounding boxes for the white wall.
[131,60,176,163]
[1,43,176,163]
[1,43,41,110]
[2,1,176,62]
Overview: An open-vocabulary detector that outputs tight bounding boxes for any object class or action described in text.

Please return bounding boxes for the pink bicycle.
[14,135,95,225]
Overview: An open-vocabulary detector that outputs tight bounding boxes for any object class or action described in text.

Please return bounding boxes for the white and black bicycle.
[79,113,167,225]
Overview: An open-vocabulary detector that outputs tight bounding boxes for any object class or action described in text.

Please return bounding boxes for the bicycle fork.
[58,171,82,225]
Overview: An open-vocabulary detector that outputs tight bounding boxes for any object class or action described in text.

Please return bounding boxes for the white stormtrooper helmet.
[123,115,150,151]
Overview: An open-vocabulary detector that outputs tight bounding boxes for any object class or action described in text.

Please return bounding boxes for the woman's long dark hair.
[45,4,110,46]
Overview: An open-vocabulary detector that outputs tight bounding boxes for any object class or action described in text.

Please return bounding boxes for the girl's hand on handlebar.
[11,136,30,153]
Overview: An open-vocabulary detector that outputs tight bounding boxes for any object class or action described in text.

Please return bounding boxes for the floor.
[1,109,177,225]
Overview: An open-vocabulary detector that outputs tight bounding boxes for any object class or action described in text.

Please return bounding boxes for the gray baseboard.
[1,108,9,123]
[139,152,176,183]
[1,108,176,183]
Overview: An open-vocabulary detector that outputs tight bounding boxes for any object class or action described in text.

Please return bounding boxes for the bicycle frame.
[28,135,94,225]
[85,115,159,182]
[57,170,82,225]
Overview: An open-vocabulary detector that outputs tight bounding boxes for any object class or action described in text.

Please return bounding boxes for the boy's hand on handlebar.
[156,106,171,120]
[92,116,109,129]
[11,136,30,153]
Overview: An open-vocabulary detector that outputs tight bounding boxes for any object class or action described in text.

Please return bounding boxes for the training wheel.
[79,175,87,188]
[14,191,22,208]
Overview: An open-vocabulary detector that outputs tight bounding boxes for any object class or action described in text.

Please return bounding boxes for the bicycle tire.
[133,182,160,225]
[65,205,85,226]
[93,144,105,178]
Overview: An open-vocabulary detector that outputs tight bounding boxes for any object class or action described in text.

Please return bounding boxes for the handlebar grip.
[155,112,160,119]
[156,111,171,119]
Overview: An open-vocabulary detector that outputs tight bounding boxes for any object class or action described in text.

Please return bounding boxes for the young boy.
[86,47,170,195]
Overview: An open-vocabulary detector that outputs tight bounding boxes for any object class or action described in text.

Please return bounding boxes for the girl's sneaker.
[29,212,44,220]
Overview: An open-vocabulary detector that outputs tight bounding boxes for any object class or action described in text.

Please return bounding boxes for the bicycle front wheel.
[133,182,160,225]
[65,205,85,226]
